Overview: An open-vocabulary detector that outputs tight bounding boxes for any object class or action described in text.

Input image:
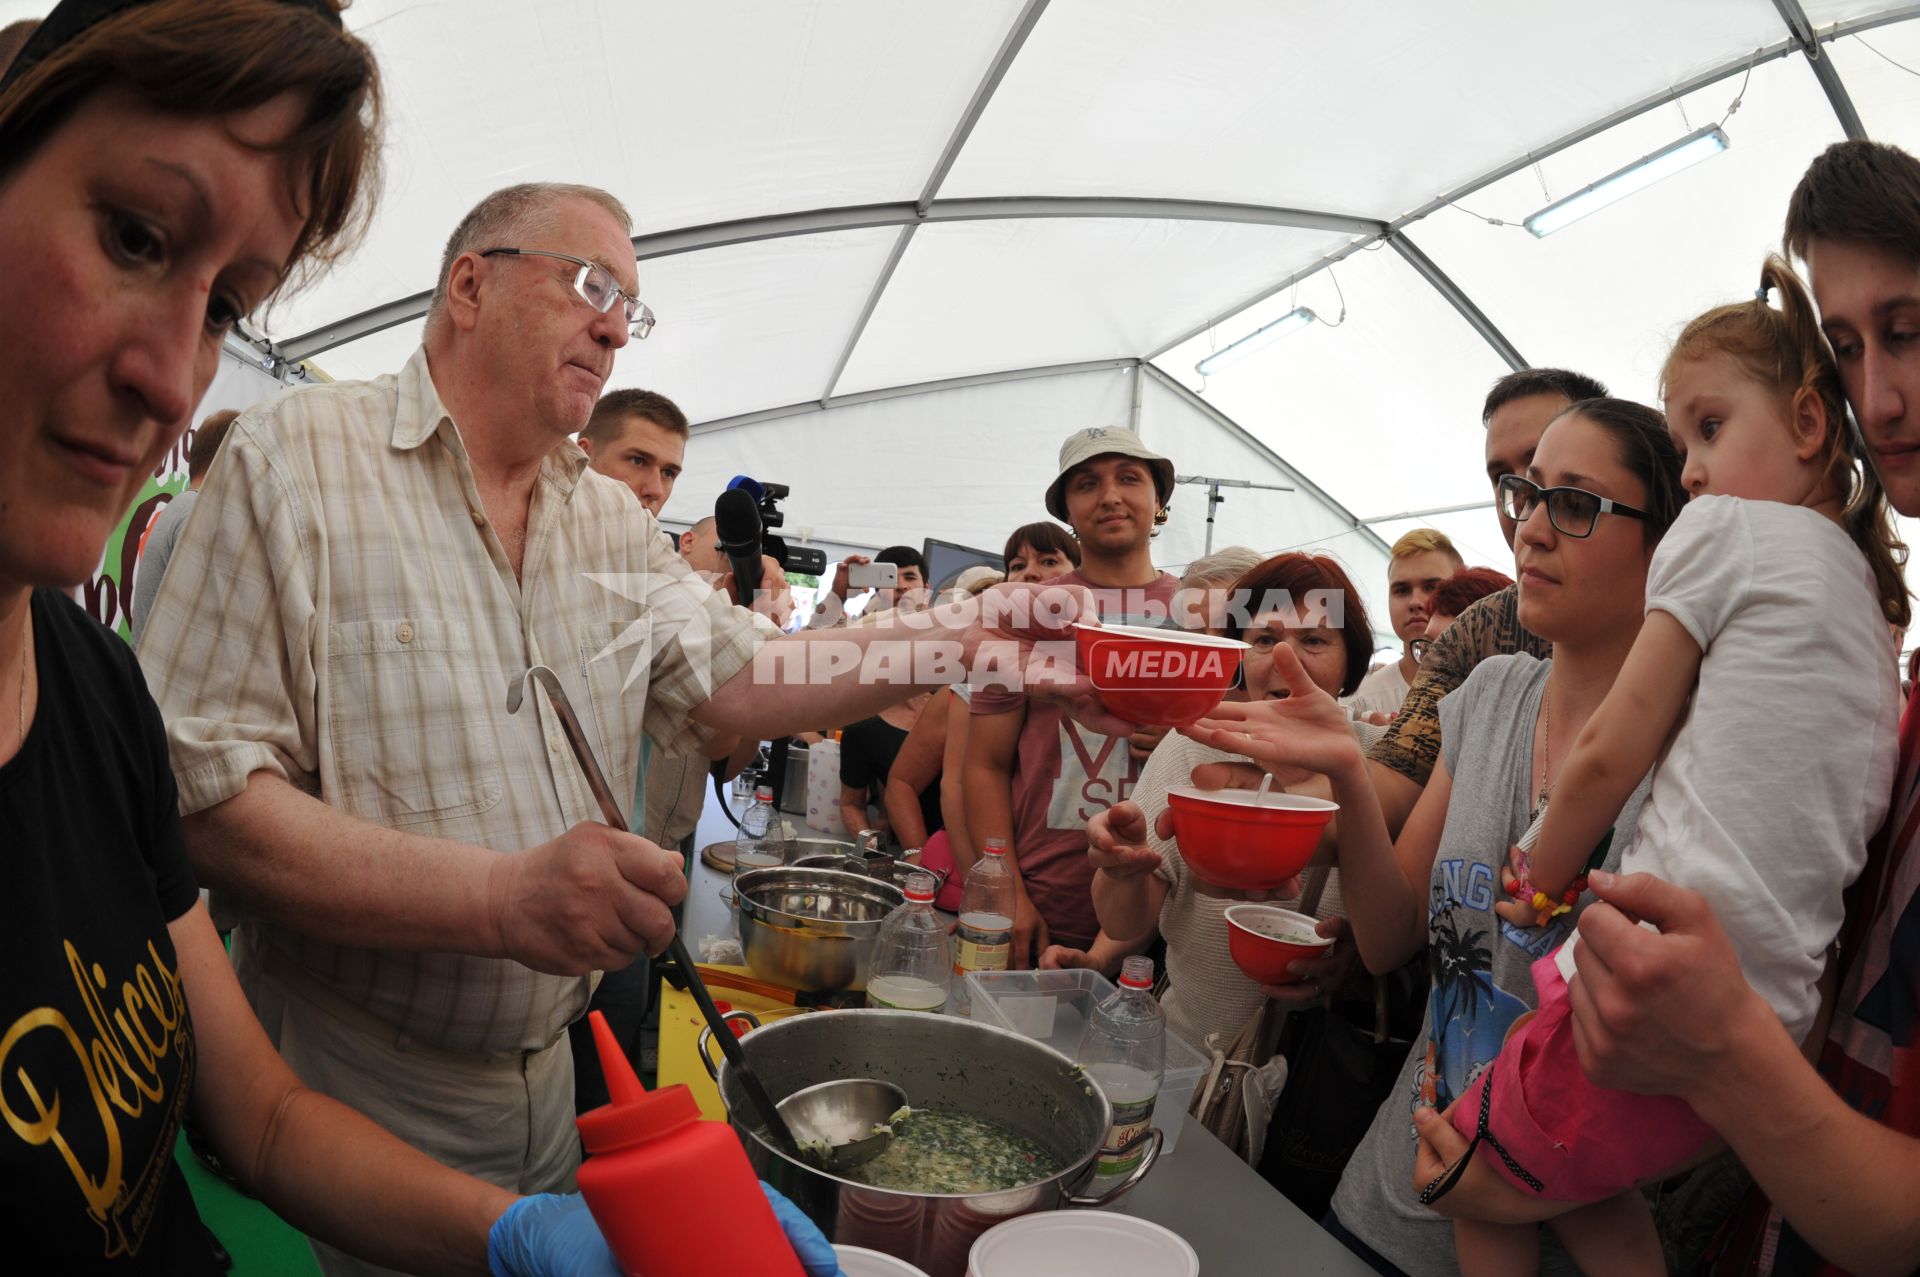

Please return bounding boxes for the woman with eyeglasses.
[0,3,837,1274]
[1183,399,1684,1276]
[1420,264,1907,1277]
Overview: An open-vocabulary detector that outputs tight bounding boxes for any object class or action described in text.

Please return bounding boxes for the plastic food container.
[1223,903,1334,984]
[1073,622,1246,727]
[963,968,1207,1156]
[835,1244,932,1277]
[1164,785,1337,889]
[967,1210,1198,1277]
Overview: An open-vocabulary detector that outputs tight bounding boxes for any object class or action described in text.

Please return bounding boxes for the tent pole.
[1388,234,1527,372]
[1772,0,1869,140]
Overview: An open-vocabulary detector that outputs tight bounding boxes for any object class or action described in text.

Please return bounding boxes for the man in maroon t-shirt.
[965,426,1182,966]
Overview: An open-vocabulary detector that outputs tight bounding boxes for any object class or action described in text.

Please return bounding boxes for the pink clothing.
[1451,951,1715,1202]
[969,570,1181,950]
[918,830,966,913]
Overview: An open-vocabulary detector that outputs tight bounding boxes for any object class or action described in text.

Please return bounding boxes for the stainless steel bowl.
[793,848,949,897]
[734,866,904,992]
[703,1009,1160,1277]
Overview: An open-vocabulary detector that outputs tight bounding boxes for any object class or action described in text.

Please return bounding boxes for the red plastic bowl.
[1224,905,1333,985]
[1164,786,1337,889]
[1073,622,1247,727]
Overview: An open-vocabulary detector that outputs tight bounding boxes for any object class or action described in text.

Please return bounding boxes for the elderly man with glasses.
[140,180,1053,1277]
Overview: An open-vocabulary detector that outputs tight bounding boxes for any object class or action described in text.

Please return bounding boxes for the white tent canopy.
[24,0,1920,630]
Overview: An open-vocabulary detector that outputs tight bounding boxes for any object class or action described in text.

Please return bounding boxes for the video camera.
[726,476,828,577]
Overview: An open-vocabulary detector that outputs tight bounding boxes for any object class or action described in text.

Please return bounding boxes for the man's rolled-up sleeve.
[639,540,780,756]
[138,416,321,817]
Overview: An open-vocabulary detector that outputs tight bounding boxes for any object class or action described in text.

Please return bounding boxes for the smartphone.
[848,560,898,590]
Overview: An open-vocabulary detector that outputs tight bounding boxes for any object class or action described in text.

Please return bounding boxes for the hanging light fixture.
[1195,306,1319,376]
[1523,125,1731,238]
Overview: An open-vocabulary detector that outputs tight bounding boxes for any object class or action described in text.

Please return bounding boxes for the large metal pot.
[702,1009,1161,1277]
[733,866,904,992]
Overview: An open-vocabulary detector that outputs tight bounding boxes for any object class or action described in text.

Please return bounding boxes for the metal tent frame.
[259,2,1920,428]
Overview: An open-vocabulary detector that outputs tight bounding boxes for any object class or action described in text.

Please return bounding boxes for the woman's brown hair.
[1229,552,1375,698]
[1660,256,1911,627]
[0,0,381,299]
[1003,521,1081,572]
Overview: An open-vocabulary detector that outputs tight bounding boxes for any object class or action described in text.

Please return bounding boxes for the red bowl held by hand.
[1224,904,1334,985]
[1164,785,1336,890]
[1073,622,1247,728]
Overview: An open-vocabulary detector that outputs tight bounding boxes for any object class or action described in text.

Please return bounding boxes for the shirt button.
[470,509,485,526]
[396,623,414,644]
[548,735,564,753]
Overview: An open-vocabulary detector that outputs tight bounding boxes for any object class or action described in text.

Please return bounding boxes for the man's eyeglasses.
[480,248,656,339]
[1496,474,1648,539]
[1410,637,1433,665]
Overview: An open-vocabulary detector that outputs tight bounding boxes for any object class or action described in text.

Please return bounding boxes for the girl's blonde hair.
[1660,255,1909,627]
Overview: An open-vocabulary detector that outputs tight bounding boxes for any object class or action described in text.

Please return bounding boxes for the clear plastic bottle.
[1076,955,1166,1176]
[732,785,786,876]
[865,871,952,1012]
[949,839,1016,1016]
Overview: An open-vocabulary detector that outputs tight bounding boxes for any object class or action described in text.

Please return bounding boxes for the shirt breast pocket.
[326,618,504,828]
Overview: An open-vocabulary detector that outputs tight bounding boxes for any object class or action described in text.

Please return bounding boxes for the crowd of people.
[4,2,1918,1277]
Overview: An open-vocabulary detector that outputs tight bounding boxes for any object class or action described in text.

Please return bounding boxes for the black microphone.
[713,487,764,608]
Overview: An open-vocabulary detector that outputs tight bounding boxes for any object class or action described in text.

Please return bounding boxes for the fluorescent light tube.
[1524,125,1730,238]
[1195,306,1318,376]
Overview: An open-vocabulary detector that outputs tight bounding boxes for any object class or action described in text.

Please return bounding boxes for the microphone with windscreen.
[713,487,764,608]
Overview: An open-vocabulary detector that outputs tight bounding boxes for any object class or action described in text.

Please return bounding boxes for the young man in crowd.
[1414,140,1920,1277]
[965,426,1182,966]
[1343,528,1463,721]
[575,386,686,520]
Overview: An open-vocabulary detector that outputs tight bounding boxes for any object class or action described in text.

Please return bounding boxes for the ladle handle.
[667,934,806,1162]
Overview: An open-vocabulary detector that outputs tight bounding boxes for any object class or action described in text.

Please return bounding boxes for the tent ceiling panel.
[269,0,1025,336]
[1410,51,1845,408]
[831,218,1357,397]
[1154,240,1514,553]
[1800,0,1920,26]
[671,364,1138,554]
[1828,18,1920,144]
[599,227,906,422]
[308,228,909,423]
[1134,373,1391,618]
[939,0,1792,220]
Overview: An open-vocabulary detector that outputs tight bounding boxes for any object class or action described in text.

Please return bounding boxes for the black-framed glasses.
[480,248,656,339]
[1496,474,1648,539]
[1411,637,1433,665]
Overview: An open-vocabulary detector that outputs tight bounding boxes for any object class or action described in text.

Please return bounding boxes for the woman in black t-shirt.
[0,5,842,1275]
[838,693,941,848]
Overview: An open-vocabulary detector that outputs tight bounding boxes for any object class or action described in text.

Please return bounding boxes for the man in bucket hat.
[964,426,1181,968]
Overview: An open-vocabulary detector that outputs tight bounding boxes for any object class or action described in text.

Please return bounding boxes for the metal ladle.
[506,665,806,1163]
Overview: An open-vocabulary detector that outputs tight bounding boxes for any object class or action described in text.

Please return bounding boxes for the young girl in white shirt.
[1435,258,1909,1276]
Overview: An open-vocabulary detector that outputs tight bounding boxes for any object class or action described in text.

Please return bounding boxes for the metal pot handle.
[1063,1126,1165,1207]
[696,1010,764,1081]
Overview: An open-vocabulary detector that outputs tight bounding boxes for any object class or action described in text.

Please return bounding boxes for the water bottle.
[733,785,786,876]
[950,838,1016,1015]
[1076,955,1165,1176]
[865,871,952,1012]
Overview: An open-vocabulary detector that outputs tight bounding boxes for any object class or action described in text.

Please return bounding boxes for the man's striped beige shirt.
[139,346,772,1055]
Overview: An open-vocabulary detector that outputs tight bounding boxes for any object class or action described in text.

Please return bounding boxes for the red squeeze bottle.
[575,1011,806,1277]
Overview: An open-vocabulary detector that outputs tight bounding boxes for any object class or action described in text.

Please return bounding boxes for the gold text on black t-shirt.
[0,938,192,1258]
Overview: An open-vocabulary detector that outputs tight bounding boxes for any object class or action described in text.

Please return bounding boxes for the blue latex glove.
[762,1181,845,1277]
[488,1194,618,1277]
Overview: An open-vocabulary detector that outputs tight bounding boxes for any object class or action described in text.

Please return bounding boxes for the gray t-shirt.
[1329,654,1647,1276]
[130,487,196,644]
